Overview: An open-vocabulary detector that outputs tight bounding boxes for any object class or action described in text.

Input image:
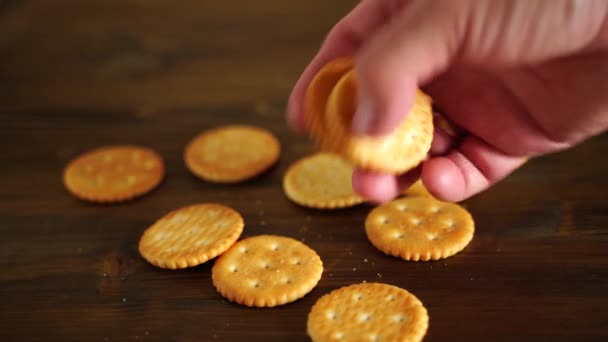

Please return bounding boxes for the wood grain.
[1,1,607,341]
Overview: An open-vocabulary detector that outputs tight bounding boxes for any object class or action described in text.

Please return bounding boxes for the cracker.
[402,179,434,198]
[283,153,364,209]
[307,282,428,342]
[184,125,281,183]
[62,145,164,203]
[365,197,474,261]
[139,203,244,269]
[304,57,434,174]
[212,235,323,307]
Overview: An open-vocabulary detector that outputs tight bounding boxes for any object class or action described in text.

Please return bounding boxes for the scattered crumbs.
[329,273,333,277]
[429,266,433,270]
[362,280,367,283]
[377,273,382,278]
[470,277,474,281]
[145,331,149,336]
[103,273,108,278]
[352,267,357,271]
[363,258,368,263]
[122,298,127,302]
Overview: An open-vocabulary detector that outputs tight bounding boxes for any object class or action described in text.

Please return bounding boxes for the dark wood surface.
[1,1,607,341]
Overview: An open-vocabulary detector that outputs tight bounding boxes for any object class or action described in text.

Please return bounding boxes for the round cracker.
[139,203,244,269]
[365,197,474,261]
[184,125,281,183]
[402,179,434,198]
[62,145,164,203]
[304,58,433,174]
[283,153,364,209]
[307,282,429,342]
[212,235,323,307]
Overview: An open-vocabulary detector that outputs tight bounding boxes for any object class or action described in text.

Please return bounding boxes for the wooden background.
[1,1,607,341]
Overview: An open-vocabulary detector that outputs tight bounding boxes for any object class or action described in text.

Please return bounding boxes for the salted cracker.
[283,153,364,209]
[365,197,474,261]
[212,235,323,307]
[139,203,244,269]
[307,282,429,342]
[184,125,280,183]
[63,145,164,203]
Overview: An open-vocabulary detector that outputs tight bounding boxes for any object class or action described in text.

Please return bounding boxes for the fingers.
[352,0,462,136]
[287,0,389,131]
[422,136,527,202]
[352,166,421,204]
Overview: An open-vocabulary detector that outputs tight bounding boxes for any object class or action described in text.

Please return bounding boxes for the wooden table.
[1,1,607,341]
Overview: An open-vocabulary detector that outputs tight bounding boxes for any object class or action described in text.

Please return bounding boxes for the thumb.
[351,0,463,136]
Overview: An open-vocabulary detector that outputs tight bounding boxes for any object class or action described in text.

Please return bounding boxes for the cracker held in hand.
[212,235,323,307]
[366,197,474,261]
[63,145,164,203]
[402,179,434,198]
[139,203,244,269]
[305,57,434,174]
[283,152,364,209]
[184,125,280,183]
[307,282,428,342]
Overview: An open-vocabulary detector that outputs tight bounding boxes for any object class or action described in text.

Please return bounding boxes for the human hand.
[287,0,608,203]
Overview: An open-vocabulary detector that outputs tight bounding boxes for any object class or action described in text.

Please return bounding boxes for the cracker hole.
[392,314,406,323]
[430,206,440,213]
[333,332,345,340]
[240,247,248,254]
[270,244,280,251]
[166,247,176,253]
[353,294,363,301]
[293,259,302,265]
[395,204,408,211]
[263,263,270,269]
[386,295,395,302]
[229,266,238,273]
[252,281,261,288]
[284,278,292,284]
[196,240,206,247]
[380,217,390,225]
[357,313,372,323]
[326,311,338,320]
[410,217,421,225]
[368,333,379,342]
[427,233,439,241]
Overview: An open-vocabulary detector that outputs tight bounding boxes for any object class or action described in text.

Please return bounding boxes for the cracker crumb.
[363,258,368,263]
[377,273,382,278]
[352,267,357,271]
[122,298,126,302]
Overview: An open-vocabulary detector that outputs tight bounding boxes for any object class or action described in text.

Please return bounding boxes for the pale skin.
[287,0,608,203]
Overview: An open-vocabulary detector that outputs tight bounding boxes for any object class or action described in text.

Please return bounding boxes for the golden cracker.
[63,145,164,203]
[184,125,281,183]
[324,69,434,173]
[304,57,355,151]
[139,203,244,269]
[304,57,434,173]
[283,153,364,209]
[365,197,474,261]
[307,282,429,342]
[212,235,323,307]
[402,179,434,198]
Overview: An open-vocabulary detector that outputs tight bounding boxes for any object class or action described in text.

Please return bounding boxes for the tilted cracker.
[283,153,364,209]
[365,197,474,261]
[212,235,323,307]
[307,282,428,342]
[63,145,164,203]
[402,179,434,198]
[139,203,244,269]
[184,125,281,183]
[304,57,434,174]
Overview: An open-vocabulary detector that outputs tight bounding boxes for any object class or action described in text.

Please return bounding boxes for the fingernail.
[352,94,375,135]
